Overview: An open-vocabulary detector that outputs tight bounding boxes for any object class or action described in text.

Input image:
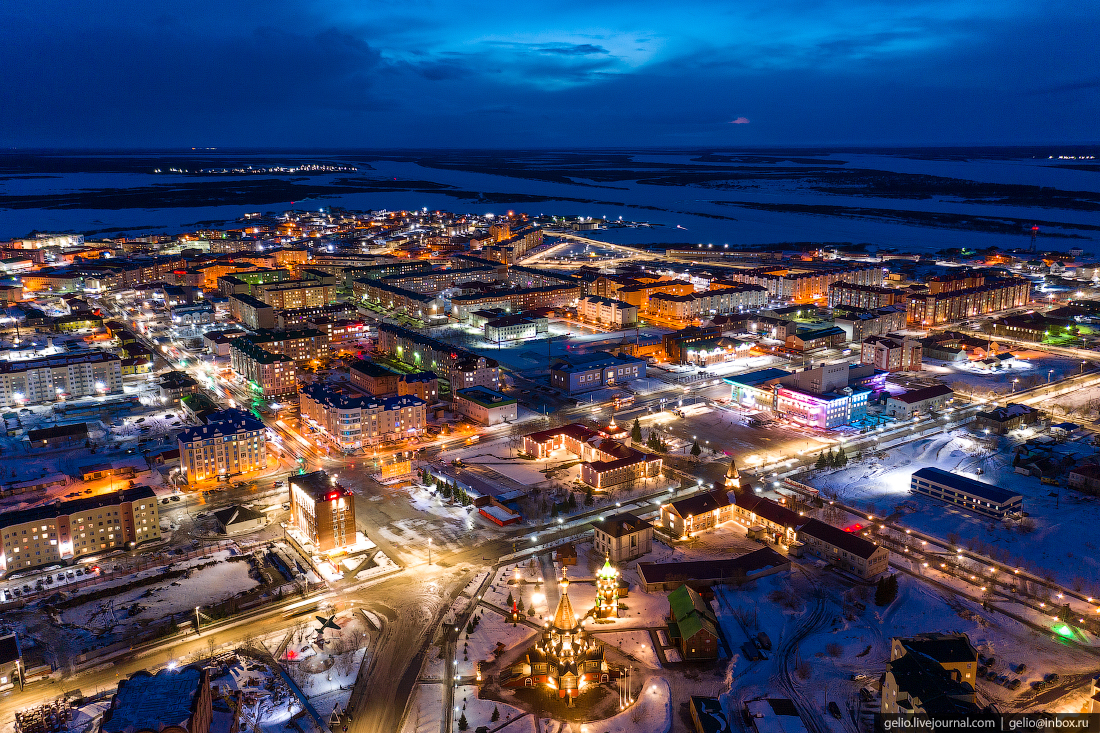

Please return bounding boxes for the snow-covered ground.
[805,431,1100,590]
[590,631,662,670]
[400,683,444,733]
[456,610,540,679]
[61,555,259,630]
[922,351,1085,397]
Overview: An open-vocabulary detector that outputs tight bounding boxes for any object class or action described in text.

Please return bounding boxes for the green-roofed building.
[667,584,719,660]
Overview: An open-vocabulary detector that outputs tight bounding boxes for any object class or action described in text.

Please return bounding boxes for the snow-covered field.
[922,351,1085,397]
[805,431,1100,590]
[61,556,259,629]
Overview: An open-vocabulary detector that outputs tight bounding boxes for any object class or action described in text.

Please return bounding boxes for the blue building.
[910,467,1023,518]
[550,351,647,393]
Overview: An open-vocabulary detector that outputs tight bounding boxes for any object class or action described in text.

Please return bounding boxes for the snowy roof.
[889,384,954,405]
[912,467,1023,505]
[592,512,650,538]
[101,666,205,733]
[745,699,808,733]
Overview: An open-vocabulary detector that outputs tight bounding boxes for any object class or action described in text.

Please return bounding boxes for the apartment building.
[228,339,297,397]
[0,352,123,407]
[352,278,447,319]
[576,296,637,327]
[860,335,922,372]
[380,266,499,293]
[906,279,1031,326]
[828,282,905,309]
[723,263,883,303]
[256,280,334,309]
[228,293,276,330]
[177,408,268,485]
[377,323,500,392]
[0,486,159,572]
[833,305,907,342]
[299,383,426,451]
[449,284,581,321]
[235,328,327,365]
[288,471,355,552]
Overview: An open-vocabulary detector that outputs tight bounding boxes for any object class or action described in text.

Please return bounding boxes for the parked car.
[1010,679,1022,690]
[1015,663,1027,674]
[828,702,842,720]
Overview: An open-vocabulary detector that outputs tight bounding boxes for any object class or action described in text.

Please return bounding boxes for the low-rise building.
[796,518,889,579]
[484,314,548,342]
[882,637,981,716]
[660,490,735,538]
[667,584,719,660]
[101,666,231,733]
[159,370,200,405]
[288,471,355,551]
[178,408,268,485]
[453,386,518,426]
[637,547,790,591]
[731,494,803,545]
[26,422,88,449]
[591,512,652,563]
[885,384,954,419]
[549,351,646,393]
[213,505,267,536]
[0,485,159,572]
[890,633,979,687]
[522,423,662,490]
[973,403,1040,434]
[202,329,246,356]
[911,467,1023,518]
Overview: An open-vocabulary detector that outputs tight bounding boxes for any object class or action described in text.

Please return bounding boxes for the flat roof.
[101,667,203,733]
[912,467,1023,504]
[724,368,791,387]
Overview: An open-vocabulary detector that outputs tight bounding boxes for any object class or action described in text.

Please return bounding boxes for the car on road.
[828,702,841,719]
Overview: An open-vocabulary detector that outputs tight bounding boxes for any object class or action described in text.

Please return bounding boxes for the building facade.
[177,409,268,485]
[591,512,653,563]
[549,352,646,393]
[228,339,297,397]
[299,383,426,451]
[453,386,518,426]
[288,471,355,552]
[0,352,123,407]
[911,467,1023,518]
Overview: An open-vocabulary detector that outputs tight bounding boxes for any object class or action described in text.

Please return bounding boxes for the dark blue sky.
[3,0,1097,148]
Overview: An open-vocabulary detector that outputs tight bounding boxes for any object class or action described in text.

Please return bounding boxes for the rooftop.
[638,547,790,584]
[912,467,1024,505]
[591,511,650,538]
[101,666,205,733]
[454,386,517,408]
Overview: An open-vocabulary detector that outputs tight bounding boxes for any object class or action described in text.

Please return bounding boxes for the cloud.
[730,117,751,124]
[537,43,610,56]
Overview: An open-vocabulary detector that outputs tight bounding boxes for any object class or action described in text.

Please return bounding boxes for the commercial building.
[910,467,1023,518]
[0,485,159,572]
[591,512,652,563]
[731,494,804,545]
[484,314,548,342]
[177,408,268,485]
[288,471,355,552]
[660,490,735,538]
[885,384,954,419]
[861,335,922,372]
[906,278,1031,326]
[0,351,123,407]
[725,367,790,412]
[453,386,518,426]
[228,339,297,397]
[576,296,637,327]
[299,383,426,451]
[549,351,646,393]
[774,363,871,429]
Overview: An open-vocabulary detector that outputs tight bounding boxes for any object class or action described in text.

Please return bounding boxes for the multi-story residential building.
[721,262,883,303]
[0,352,123,407]
[377,323,500,393]
[229,339,297,397]
[591,512,652,563]
[277,302,357,328]
[0,486,160,572]
[906,279,1031,326]
[380,266,499,293]
[348,361,438,401]
[288,471,355,552]
[449,284,581,321]
[617,280,694,313]
[549,351,646,393]
[235,328,327,365]
[882,638,982,716]
[177,408,268,485]
[828,282,905,309]
[159,370,201,405]
[453,386,518,426]
[576,296,637,327]
[861,335,922,372]
[228,293,276,330]
[353,278,447,319]
[299,383,426,451]
[305,317,368,344]
[255,280,334,310]
[833,304,907,342]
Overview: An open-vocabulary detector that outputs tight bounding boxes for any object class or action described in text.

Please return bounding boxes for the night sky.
[3,0,1097,148]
